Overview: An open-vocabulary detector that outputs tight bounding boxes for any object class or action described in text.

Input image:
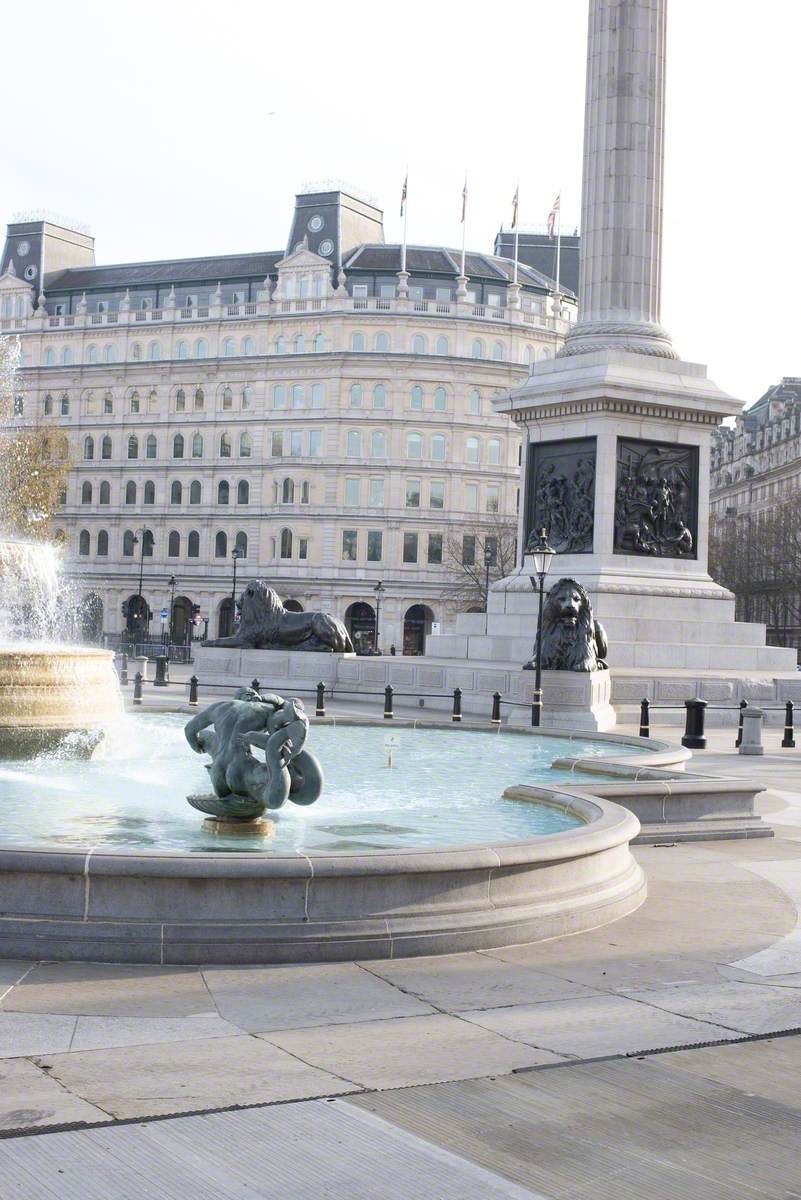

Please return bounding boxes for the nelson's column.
[442,0,798,713]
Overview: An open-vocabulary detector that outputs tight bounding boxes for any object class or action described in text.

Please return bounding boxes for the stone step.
[462,611,770,648]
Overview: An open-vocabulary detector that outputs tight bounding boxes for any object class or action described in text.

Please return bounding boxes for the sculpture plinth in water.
[185,688,324,825]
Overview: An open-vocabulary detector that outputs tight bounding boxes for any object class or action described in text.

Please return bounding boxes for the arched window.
[235,531,247,557]
[192,433,203,458]
[131,342,142,361]
[273,385,286,409]
[433,387,446,411]
[194,387,204,409]
[97,530,109,557]
[222,386,233,409]
[410,385,423,410]
[351,332,365,352]
[350,383,363,407]
[44,348,56,366]
[347,431,362,457]
[188,530,200,557]
[190,480,201,505]
[311,382,325,408]
[177,341,188,360]
[524,344,534,365]
[127,435,138,459]
[144,480,155,505]
[301,481,310,504]
[466,436,480,463]
[276,336,286,354]
[406,432,423,459]
[242,336,255,356]
[148,341,161,361]
[375,332,390,351]
[60,394,70,415]
[103,345,115,363]
[282,478,295,504]
[432,434,446,461]
[173,433,184,458]
[222,337,235,358]
[492,340,504,361]
[83,436,94,460]
[242,385,252,409]
[292,384,304,409]
[220,432,232,458]
[44,394,53,415]
[62,347,73,365]
[373,384,387,408]
[170,480,182,504]
[435,336,448,356]
[293,334,304,354]
[101,436,112,459]
[168,531,180,558]
[487,438,502,465]
[237,480,249,504]
[130,391,140,414]
[104,391,114,414]
[123,530,136,557]
[86,346,98,365]
[142,529,154,557]
[218,480,230,505]
[175,388,186,412]
[81,481,92,503]
[370,431,386,457]
[145,434,157,459]
[99,481,110,505]
[280,528,293,559]
[79,530,90,556]
[239,432,252,457]
[471,339,484,359]
[194,339,207,359]
[215,531,228,558]
[411,334,426,354]
[313,333,326,352]
[125,481,137,505]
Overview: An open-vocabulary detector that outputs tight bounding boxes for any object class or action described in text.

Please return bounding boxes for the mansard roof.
[44,251,283,292]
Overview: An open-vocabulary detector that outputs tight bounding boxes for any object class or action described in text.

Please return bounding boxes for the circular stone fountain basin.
[0,715,647,964]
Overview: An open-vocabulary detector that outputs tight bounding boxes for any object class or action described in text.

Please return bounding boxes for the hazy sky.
[2,0,798,405]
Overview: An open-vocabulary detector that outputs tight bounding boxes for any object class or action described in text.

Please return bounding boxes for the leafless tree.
[444,512,518,612]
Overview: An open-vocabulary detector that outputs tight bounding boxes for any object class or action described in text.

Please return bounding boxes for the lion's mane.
[534,577,608,672]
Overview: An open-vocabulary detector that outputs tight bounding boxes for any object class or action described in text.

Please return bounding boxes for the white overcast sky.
[1,0,798,405]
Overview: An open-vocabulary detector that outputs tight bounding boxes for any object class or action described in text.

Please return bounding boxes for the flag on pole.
[461,176,468,223]
[400,173,408,218]
[547,194,561,239]
[511,184,519,230]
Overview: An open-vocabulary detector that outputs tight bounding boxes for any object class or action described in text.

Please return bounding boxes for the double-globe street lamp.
[528,528,556,728]
[167,574,177,645]
[130,527,152,643]
[230,546,245,637]
[373,580,385,654]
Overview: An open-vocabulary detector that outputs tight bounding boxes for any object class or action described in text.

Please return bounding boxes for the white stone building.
[1,188,574,653]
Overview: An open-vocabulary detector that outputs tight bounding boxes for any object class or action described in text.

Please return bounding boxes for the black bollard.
[316,681,326,718]
[383,685,394,719]
[681,697,707,749]
[188,675,199,707]
[782,699,796,748]
[251,678,260,694]
[639,698,650,739]
[735,698,747,748]
[133,671,143,706]
[119,652,128,686]
[154,655,169,687]
[452,687,462,722]
[491,691,501,725]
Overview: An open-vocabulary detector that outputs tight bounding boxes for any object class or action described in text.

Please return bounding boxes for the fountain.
[0,335,121,757]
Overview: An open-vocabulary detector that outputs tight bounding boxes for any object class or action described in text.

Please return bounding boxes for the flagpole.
[460,176,467,279]
[401,170,408,276]
[555,194,562,298]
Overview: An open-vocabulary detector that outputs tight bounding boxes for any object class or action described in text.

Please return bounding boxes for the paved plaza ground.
[1,693,800,1197]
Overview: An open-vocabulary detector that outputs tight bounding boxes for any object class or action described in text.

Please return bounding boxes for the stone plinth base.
[192,646,348,698]
[508,670,615,732]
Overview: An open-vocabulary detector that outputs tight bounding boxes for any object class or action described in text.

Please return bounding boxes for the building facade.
[1,188,575,653]
[710,377,801,652]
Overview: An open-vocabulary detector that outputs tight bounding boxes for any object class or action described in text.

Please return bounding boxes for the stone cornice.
[506,395,722,427]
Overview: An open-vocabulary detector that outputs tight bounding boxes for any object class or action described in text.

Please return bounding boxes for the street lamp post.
[231,547,244,637]
[373,580,385,654]
[131,527,150,643]
[528,528,556,728]
[167,575,177,645]
[483,542,494,632]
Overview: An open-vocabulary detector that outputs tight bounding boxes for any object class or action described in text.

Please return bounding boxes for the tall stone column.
[561,0,675,359]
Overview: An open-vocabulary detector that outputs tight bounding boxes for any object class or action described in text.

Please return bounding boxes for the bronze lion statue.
[204,581,354,653]
[524,577,608,672]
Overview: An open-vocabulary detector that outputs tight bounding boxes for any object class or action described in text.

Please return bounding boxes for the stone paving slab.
[200,961,435,1032]
[0,1013,77,1059]
[33,1034,354,1119]
[0,1099,545,1200]
[262,1013,563,1089]
[624,979,801,1035]
[0,1058,107,1131]
[2,962,215,1017]
[359,951,604,1011]
[68,1013,241,1052]
[653,1034,801,1111]
[460,992,741,1058]
[0,963,32,1001]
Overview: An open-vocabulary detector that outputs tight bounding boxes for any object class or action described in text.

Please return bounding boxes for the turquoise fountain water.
[0,714,644,853]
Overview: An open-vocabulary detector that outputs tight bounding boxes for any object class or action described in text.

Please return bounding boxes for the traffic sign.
[160,608,169,621]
